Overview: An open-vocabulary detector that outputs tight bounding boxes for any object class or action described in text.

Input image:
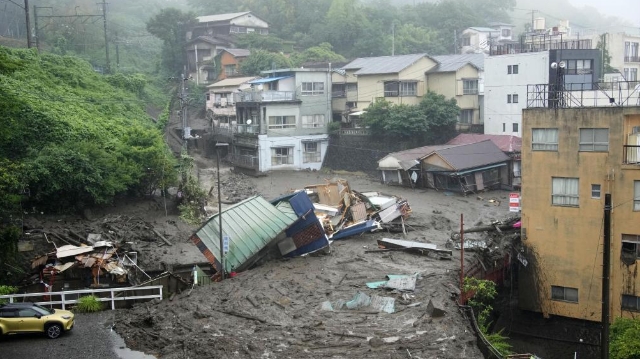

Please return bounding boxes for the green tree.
[239,50,293,76]
[394,24,446,55]
[322,0,371,57]
[418,91,460,143]
[291,43,346,66]
[146,8,196,74]
[611,317,640,359]
[597,34,615,75]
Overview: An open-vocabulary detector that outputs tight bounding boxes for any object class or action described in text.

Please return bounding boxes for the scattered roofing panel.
[193,196,297,273]
[425,140,510,171]
[427,53,485,73]
[197,12,251,23]
[446,133,522,153]
[342,53,428,75]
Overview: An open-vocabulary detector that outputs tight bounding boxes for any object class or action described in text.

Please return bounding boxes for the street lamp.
[215,142,229,280]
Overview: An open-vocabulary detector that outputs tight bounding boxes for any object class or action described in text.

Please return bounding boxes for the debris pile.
[190,179,414,276]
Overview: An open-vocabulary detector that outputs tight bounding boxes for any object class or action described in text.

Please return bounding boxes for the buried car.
[0,303,74,339]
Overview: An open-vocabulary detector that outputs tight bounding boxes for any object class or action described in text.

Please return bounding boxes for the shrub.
[0,285,18,304]
[75,295,103,313]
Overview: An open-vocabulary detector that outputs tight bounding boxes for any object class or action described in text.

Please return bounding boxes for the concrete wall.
[323,135,429,174]
[519,106,640,322]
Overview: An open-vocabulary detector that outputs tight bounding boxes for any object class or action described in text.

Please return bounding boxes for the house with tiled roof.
[377,140,511,192]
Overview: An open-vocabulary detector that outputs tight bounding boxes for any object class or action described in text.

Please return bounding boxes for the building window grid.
[532,128,559,151]
[579,128,609,152]
[301,82,325,96]
[459,110,473,124]
[552,177,579,207]
[512,123,519,132]
[591,184,601,199]
[271,147,293,165]
[463,79,478,95]
[507,94,518,103]
[303,142,321,163]
[268,116,296,129]
[551,285,579,303]
[508,64,519,74]
[622,294,640,311]
[384,81,417,97]
[301,114,325,128]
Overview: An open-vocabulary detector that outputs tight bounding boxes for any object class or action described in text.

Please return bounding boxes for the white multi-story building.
[218,68,332,174]
[484,47,602,136]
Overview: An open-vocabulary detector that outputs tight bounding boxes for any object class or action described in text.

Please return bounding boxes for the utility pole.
[100,1,110,74]
[114,31,119,71]
[391,23,395,56]
[24,0,32,48]
[33,5,39,50]
[601,193,611,359]
[454,29,457,54]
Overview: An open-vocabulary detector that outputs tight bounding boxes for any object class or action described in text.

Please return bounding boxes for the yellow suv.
[0,303,75,339]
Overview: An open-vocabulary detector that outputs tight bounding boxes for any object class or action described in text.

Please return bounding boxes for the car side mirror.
[35,314,42,319]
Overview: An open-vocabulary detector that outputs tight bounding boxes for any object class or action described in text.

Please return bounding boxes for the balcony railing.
[625,56,640,63]
[332,90,346,98]
[527,81,640,108]
[623,145,640,165]
[234,90,296,103]
[236,124,260,134]
[228,154,259,169]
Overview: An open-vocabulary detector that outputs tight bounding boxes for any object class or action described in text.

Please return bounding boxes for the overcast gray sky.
[568,0,640,26]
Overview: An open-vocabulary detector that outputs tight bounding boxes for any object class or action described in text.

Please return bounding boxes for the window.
[591,184,601,199]
[0,309,16,318]
[206,93,210,101]
[268,116,296,129]
[463,79,478,95]
[622,295,640,311]
[271,147,293,165]
[301,114,325,128]
[635,181,640,211]
[579,128,609,152]
[502,29,511,37]
[224,64,236,76]
[502,123,506,132]
[303,142,321,163]
[512,94,519,103]
[301,82,325,96]
[565,60,593,75]
[512,123,519,132]
[399,81,417,96]
[532,128,559,151]
[622,234,640,260]
[18,308,38,317]
[507,94,511,103]
[631,68,638,82]
[625,42,639,62]
[229,26,247,34]
[551,286,578,303]
[384,81,399,97]
[459,110,473,124]
[552,177,579,207]
[462,37,471,46]
[508,65,519,74]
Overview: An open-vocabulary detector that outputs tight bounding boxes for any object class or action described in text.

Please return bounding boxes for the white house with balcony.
[222,68,332,173]
[460,23,514,54]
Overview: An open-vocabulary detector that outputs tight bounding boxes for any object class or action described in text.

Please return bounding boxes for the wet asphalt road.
[0,311,155,359]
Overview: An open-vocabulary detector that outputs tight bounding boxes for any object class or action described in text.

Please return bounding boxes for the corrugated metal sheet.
[425,140,510,171]
[194,196,297,273]
[427,53,484,72]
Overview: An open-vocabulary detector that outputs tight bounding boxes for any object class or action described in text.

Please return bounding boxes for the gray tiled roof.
[224,48,251,57]
[342,53,428,75]
[427,53,485,73]
[431,140,509,170]
[197,12,251,23]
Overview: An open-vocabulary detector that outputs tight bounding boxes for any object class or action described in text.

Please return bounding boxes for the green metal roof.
[195,196,297,272]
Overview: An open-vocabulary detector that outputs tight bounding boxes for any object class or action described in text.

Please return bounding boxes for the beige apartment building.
[519,105,640,322]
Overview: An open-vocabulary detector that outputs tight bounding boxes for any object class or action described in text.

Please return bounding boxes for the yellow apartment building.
[519,106,640,322]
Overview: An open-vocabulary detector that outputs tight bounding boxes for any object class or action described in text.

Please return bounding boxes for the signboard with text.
[509,193,521,212]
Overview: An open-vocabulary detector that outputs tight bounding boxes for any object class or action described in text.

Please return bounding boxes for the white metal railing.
[0,285,163,310]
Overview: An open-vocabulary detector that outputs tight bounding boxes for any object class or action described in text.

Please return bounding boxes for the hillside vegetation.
[0,46,176,213]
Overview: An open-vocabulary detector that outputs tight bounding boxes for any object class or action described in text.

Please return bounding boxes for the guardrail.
[0,285,163,310]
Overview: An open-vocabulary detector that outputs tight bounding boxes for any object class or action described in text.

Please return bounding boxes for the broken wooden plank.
[152,228,173,246]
